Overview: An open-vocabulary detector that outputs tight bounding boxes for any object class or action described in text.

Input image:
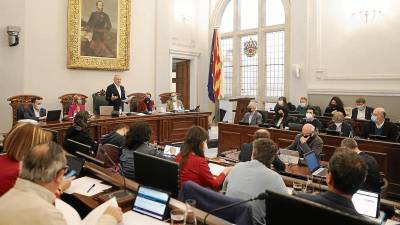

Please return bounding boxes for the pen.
[87,184,95,193]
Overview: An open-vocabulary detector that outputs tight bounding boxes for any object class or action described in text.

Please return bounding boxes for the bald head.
[302,123,315,136]
[372,107,385,124]
[254,129,271,139]
[113,74,122,86]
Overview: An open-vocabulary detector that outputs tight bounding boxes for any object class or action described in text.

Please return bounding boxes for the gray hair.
[20,142,67,184]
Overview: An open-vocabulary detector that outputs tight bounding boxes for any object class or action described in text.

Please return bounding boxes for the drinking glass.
[185,199,197,225]
[170,209,185,225]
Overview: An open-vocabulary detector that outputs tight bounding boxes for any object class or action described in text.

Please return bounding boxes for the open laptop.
[352,190,380,218]
[304,151,328,178]
[132,185,171,220]
[163,145,180,156]
[46,110,62,122]
[326,129,341,136]
[278,149,300,165]
[99,106,114,116]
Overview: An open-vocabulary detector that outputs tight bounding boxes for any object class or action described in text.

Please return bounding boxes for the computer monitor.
[368,134,388,141]
[134,151,180,197]
[326,129,341,136]
[288,123,303,131]
[64,139,94,156]
[265,189,377,225]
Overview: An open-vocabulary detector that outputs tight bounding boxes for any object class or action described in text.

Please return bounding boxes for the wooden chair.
[92,89,107,115]
[158,92,181,104]
[127,92,146,112]
[7,94,43,125]
[59,93,88,116]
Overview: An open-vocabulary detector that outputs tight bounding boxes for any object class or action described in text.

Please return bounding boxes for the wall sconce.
[352,9,382,23]
[7,26,21,47]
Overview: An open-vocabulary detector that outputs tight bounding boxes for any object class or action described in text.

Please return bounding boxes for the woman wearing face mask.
[176,126,231,191]
[274,96,289,112]
[327,112,353,137]
[68,95,86,117]
[324,96,346,117]
[272,105,289,128]
[138,92,155,112]
[166,93,184,112]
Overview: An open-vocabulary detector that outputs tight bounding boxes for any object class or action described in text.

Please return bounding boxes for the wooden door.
[175,60,190,109]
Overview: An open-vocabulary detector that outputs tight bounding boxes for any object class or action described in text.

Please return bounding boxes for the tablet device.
[132,185,170,220]
[352,190,380,218]
[66,155,85,177]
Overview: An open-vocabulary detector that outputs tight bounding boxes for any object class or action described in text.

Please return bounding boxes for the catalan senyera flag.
[207,29,223,103]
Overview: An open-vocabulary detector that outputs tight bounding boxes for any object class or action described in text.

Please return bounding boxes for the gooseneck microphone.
[203,192,267,224]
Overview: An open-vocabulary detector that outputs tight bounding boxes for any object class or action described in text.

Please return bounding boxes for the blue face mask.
[371,115,377,123]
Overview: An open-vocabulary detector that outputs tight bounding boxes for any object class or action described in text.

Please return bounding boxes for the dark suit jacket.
[302,118,324,132]
[271,115,290,128]
[106,83,126,110]
[287,133,324,157]
[359,152,381,193]
[239,143,286,172]
[351,106,374,120]
[63,126,97,154]
[327,122,353,137]
[297,191,359,215]
[361,121,399,142]
[17,104,46,121]
[324,106,346,117]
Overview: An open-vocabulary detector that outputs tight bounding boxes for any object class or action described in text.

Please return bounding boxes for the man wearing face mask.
[351,97,374,120]
[17,97,47,121]
[361,107,399,142]
[138,92,155,112]
[166,93,184,112]
[327,112,353,137]
[302,107,324,132]
[287,124,324,157]
[240,101,263,125]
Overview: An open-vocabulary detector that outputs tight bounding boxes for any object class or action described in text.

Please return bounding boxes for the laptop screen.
[304,151,320,173]
[352,190,380,218]
[133,186,170,220]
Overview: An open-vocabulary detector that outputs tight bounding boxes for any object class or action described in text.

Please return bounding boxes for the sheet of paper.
[83,198,118,225]
[121,211,169,225]
[136,113,146,116]
[208,163,226,176]
[55,199,82,225]
[64,176,111,196]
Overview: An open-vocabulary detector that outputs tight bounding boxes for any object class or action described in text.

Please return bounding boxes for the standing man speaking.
[106,74,126,111]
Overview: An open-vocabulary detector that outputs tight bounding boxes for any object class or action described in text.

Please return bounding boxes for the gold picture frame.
[67,0,130,71]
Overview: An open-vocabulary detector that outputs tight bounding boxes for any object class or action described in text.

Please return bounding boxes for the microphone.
[203,192,267,224]
[100,146,134,199]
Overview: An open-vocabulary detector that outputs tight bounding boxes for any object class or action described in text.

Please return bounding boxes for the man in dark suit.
[106,74,126,111]
[287,123,324,157]
[327,111,353,137]
[302,107,324,132]
[351,97,374,120]
[16,97,46,121]
[297,150,367,215]
[239,129,285,171]
[361,107,399,142]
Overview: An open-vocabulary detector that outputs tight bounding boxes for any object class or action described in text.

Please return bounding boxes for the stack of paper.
[208,163,226,176]
[64,176,112,196]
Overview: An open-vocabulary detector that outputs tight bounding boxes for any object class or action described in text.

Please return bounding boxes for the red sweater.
[0,154,19,196]
[138,100,155,112]
[176,153,225,191]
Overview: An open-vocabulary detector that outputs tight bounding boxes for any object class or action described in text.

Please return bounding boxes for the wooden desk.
[40,112,211,145]
[218,122,400,199]
[68,162,231,225]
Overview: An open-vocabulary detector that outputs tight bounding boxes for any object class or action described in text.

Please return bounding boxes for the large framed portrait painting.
[67,0,130,70]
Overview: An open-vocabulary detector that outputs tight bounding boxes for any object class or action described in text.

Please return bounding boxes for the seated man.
[327,112,353,137]
[361,107,399,142]
[0,142,122,225]
[341,138,381,193]
[17,97,46,121]
[302,107,324,132]
[239,129,285,171]
[223,138,287,225]
[166,92,184,112]
[287,124,323,157]
[240,101,262,125]
[351,97,374,120]
[296,96,310,115]
[297,150,367,215]
[100,124,130,148]
[138,92,155,112]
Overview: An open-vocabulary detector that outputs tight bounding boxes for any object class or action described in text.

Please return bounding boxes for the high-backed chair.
[158,92,181,104]
[7,95,43,125]
[58,93,88,116]
[127,92,146,112]
[92,89,107,115]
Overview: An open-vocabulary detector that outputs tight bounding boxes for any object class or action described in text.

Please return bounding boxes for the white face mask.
[278,100,284,106]
[172,96,177,101]
[300,102,307,108]
[306,113,313,120]
[335,122,342,127]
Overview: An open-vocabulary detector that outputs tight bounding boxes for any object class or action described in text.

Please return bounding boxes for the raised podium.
[229,97,255,124]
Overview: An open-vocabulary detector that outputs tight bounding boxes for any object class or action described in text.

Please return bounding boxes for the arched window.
[218,0,289,101]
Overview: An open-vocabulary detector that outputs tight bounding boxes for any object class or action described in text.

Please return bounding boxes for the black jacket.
[17,104,46,121]
[324,106,346,117]
[327,122,353,137]
[106,83,126,110]
[361,121,399,142]
[359,152,381,193]
[100,131,125,148]
[238,143,286,172]
[302,118,324,132]
[63,126,97,154]
[351,106,374,120]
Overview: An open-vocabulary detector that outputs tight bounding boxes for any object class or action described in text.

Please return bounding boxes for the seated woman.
[327,111,353,137]
[63,111,97,154]
[120,121,172,180]
[176,126,231,191]
[274,96,289,112]
[240,101,263,125]
[138,92,155,112]
[0,123,52,196]
[271,105,290,128]
[166,93,184,112]
[324,96,346,117]
[68,95,86,117]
